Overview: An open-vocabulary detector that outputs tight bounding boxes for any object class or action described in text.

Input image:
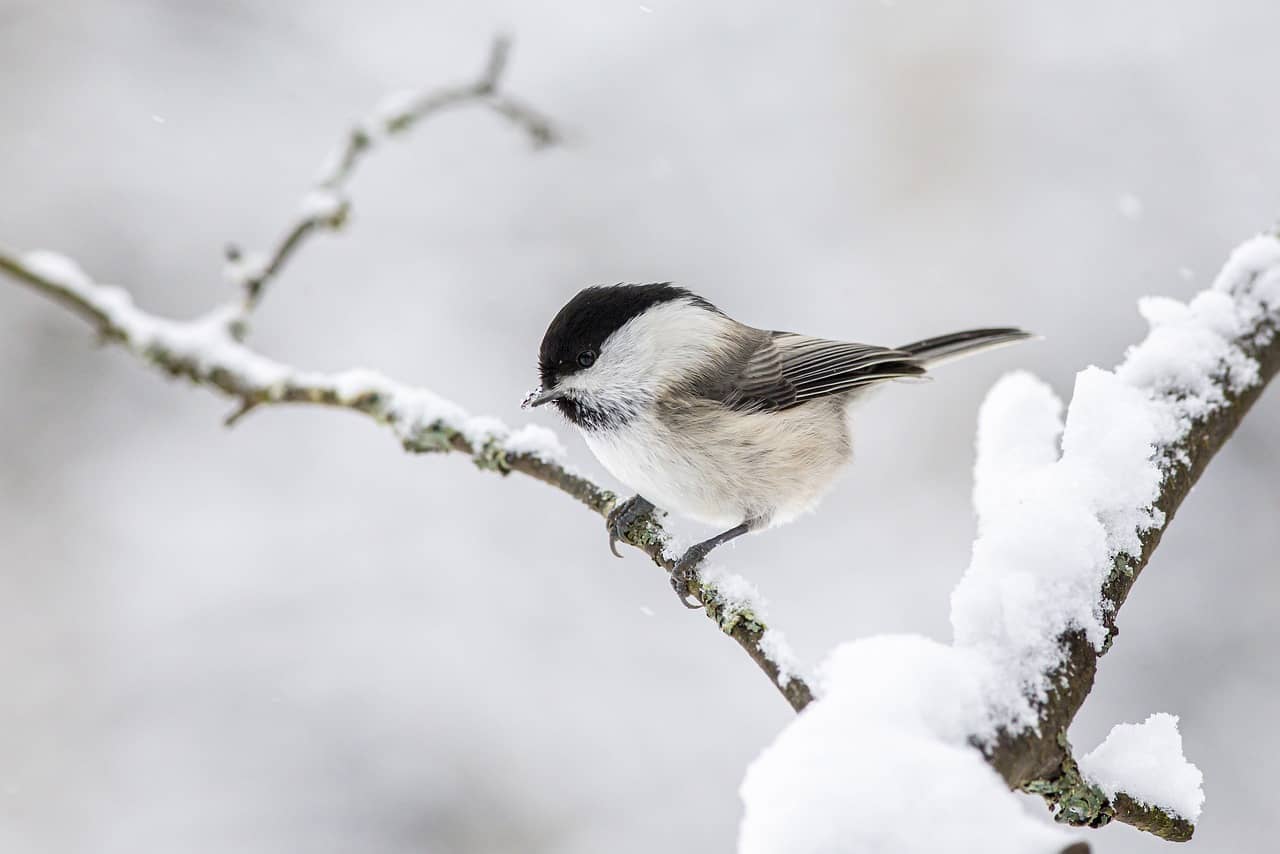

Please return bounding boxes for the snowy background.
[2,1,1278,852]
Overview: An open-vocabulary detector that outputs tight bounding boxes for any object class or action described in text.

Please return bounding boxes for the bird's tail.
[897,327,1033,368]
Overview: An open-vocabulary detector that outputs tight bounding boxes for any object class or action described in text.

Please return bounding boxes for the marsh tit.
[525,284,1030,608]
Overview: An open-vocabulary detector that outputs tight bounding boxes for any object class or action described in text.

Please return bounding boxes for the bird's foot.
[669,544,712,610]
[666,522,753,610]
[606,495,655,558]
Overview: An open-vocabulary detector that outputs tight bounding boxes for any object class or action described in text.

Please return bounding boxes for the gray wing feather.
[723,332,924,412]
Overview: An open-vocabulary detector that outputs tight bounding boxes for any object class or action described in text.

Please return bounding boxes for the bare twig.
[226,35,558,315]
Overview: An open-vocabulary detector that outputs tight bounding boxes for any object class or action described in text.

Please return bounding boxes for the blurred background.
[1,1,1277,851]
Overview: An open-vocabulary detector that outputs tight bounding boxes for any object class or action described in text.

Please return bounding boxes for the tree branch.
[982,233,1280,842]
[225,34,558,315]
[0,246,811,709]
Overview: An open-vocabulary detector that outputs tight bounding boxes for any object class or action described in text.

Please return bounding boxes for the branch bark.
[983,237,1280,842]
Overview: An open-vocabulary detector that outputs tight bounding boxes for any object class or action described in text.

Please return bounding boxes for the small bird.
[525,284,1030,608]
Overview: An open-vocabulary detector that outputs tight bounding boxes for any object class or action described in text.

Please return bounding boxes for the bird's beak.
[522,385,565,409]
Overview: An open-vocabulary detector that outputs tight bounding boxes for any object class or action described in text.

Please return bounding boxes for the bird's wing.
[722,332,925,412]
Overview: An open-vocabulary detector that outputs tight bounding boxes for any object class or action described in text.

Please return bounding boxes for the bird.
[525,283,1030,608]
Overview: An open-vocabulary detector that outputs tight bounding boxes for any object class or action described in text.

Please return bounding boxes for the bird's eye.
[576,350,597,368]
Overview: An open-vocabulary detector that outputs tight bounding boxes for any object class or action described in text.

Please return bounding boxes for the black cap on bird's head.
[525,283,717,412]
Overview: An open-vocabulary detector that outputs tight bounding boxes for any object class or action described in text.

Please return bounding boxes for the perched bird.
[525,284,1030,607]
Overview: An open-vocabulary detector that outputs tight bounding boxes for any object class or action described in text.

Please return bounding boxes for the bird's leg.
[606,495,656,558]
[670,522,752,609]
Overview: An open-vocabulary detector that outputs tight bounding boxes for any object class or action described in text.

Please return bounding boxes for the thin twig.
[227,35,558,315]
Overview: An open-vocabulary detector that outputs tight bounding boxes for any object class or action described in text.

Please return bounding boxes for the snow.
[699,564,767,616]
[329,368,394,402]
[22,249,94,290]
[1213,233,1280,312]
[970,371,1063,523]
[1079,713,1204,821]
[1119,291,1260,419]
[951,234,1280,735]
[13,250,566,467]
[951,365,1173,731]
[697,565,801,684]
[501,424,567,461]
[738,231,1280,851]
[384,385,470,436]
[757,629,802,688]
[374,89,422,129]
[455,414,503,448]
[739,636,1078,854]
[298,189,346,222]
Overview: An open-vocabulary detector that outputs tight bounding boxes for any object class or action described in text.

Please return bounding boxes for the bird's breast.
[581,400,853,529]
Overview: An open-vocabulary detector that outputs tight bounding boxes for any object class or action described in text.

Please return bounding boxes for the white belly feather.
[583,398,854,530]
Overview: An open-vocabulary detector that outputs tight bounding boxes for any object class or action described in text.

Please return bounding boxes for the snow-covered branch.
[741,232,1280,852]
[0,246,811,709]
[980,234,1280,835]
[0,39,812,714]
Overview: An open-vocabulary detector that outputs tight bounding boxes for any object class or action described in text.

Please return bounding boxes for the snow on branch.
[740,232,1280,851]
[0,246,811,710]
[1078,713,1204,825]
[0,39,812,715]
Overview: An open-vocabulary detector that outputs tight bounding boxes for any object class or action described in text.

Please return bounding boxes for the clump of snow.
[700,565,766,616]
[739,233,1279,850]
[739,636,1078,854]
[298,189,347,222]
[386,386,469,435]
[314,146,346,186]
[501,424,566,461]
[970,371,1063,523]
[460,415,509,449]
[951,235,1280,736]
[1213,233,1280,312]
[757,629,802,688]
[952,365,1173,731]
[1079,713,1204,821]
[13,251,568,467]
[374,89,422,129]
[1119,291,1259,419]
[22,250,93,290]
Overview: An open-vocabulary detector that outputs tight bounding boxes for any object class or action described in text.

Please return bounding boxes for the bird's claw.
[606,495,655,558]
[670,548,708,610]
